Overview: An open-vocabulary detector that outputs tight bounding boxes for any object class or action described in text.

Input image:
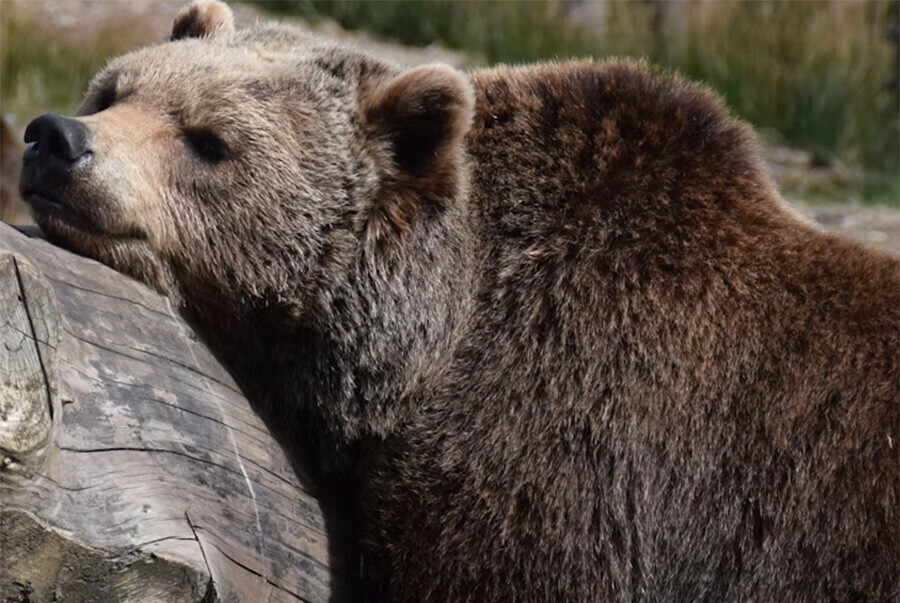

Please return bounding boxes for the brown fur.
[20,2,899,600]
[171,0,234,41]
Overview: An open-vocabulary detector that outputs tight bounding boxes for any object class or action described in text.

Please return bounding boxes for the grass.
[665,2,898,197]
[2,1,896,205]
[257,0,601,64]
[260,0,899,206]
[0,8,134,121]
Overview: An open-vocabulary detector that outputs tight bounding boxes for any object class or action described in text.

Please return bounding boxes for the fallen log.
[0,222,337,602]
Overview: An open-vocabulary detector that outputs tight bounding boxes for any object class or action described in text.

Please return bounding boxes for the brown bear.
[19,1,899,600]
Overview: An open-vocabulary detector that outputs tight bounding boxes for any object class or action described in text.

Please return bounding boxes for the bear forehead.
[105,45,289,89]
[95,35,346,106]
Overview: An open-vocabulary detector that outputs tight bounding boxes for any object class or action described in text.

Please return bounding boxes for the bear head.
[20,0,476,331]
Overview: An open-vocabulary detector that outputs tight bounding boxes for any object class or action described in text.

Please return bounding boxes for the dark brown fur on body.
[19,3,899,600]
[368,64,900,600]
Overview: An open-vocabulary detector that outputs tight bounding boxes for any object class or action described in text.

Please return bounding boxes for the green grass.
[258,0,601,64]
[259,0,899,206]
[257,0,599,64]
[0,10,133,121]
[2,1,896,205]
[667,2,898,178]
[662,1,899,206]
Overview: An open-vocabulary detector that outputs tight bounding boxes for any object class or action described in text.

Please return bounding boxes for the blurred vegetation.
[1,0,897,205]
[261,0,597,64]
[661,1,898,204]
[0,11,134,118]
[260,0,899,205]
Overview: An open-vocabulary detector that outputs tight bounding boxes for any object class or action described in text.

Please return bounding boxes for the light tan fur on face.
[79,105,178,251]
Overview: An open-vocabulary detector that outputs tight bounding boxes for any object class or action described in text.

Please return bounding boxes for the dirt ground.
[792,203,899,255]
[3,0,898,256]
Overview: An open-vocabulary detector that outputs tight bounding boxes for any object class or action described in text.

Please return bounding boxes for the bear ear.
[171,0,235,40]
[362,64,475,239]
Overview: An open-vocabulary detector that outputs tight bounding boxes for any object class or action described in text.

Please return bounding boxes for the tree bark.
[0,223,335,603]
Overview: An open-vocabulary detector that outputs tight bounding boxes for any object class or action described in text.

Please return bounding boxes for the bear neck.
[181,197,479,476]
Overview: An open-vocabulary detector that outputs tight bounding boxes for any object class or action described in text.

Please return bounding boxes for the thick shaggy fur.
[21,2,899,601]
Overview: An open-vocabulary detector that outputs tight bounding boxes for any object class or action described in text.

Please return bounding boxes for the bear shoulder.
[468,60,768,201]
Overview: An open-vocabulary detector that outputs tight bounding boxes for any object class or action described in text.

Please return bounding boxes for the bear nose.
[23,113,92,165]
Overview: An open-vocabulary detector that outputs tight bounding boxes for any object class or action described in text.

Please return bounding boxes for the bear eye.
[96,87,116,112]
[184,130,231,163]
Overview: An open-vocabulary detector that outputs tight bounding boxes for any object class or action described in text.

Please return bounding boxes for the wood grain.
[0,252,59,468]
[0,223,335,602]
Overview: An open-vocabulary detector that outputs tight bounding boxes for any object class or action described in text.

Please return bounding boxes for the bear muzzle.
[20,113,97,232]
[24,113,93,166]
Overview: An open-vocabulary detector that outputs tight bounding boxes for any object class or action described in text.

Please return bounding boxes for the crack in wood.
[195,532,314,603]
[63,363,276,449]
[45,275,174,320]
[12,468,90,492]
[58,444,263,479]
[71,328,243,396]
[3,322,58,349]
[124,534,199,554]
[119,342,243,395]
[61,327,242,399]
[55,444,328,539]
[185,510,216,602]
[11,256,54,422]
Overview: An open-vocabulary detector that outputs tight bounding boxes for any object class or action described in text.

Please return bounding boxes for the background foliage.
[261,0,900,204]
[2,0,898,204]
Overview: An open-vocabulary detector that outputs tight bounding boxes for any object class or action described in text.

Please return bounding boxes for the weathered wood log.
[0,222,336,602]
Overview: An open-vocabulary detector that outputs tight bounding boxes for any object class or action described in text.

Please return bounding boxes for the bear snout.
[23,113,93,168]
[20,113,97,226]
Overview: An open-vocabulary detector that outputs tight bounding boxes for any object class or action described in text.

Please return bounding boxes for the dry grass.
[2,0,896,204]
[272,0,898,205]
